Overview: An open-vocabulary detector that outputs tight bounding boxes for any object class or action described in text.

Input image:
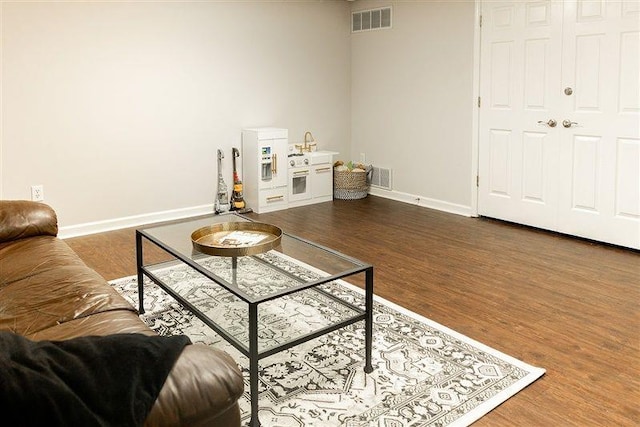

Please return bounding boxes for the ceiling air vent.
[352,6,392,33]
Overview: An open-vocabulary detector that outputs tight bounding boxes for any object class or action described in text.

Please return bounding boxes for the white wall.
[0,0,351,234]
[351,0,476,214]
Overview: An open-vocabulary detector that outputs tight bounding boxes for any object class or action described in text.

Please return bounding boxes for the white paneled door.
[478,0,640,249]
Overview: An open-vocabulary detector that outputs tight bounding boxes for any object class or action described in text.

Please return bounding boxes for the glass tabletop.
[138,213,370,304]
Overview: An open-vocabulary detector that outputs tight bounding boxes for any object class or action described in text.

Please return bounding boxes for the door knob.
[562,120,579,128]
[538,119,557,127]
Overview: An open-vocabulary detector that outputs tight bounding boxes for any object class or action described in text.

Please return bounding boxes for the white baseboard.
[368,187,474,217]
[59,204,214,239]
[59,191,473,239]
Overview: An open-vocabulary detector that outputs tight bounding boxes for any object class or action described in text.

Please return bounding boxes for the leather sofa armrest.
[145,344,244,427]
[0,200,58,243]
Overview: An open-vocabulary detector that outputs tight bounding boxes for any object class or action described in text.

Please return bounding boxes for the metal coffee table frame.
[135,214,374,427]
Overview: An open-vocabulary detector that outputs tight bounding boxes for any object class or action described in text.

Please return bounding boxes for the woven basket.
[333,166,372,200]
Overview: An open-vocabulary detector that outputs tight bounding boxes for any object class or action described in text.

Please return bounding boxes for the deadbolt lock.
[564,87,573,95]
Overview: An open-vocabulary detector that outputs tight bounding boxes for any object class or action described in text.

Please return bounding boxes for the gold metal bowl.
[191,222,282,257]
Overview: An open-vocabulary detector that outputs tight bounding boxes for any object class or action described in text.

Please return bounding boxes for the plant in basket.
[333,160,372,200]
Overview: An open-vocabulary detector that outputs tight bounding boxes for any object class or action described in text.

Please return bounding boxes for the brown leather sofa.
[0,200,244,426]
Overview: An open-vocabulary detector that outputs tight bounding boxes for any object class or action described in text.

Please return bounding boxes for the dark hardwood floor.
[66,196,640,426]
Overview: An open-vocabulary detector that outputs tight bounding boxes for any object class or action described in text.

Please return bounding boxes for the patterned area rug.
[111,253,544,426]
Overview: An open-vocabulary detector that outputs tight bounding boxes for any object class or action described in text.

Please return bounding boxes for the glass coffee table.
[135,213,374,427]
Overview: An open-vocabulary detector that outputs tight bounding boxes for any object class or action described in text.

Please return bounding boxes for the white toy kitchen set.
[241,127,338,214]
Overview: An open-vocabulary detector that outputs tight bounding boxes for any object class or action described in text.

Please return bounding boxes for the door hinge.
[476,175,480,187]
[479,14,483,28]
[477,96,481,108]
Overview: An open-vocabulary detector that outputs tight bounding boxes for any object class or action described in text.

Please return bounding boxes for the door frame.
[470,0,482,217]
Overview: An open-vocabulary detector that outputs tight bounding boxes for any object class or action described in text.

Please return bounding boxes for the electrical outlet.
[31,185,44,202]
[360,153,366,163]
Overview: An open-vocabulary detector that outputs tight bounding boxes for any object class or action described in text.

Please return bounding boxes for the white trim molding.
[368,188,473,217]
[58,192,474,240]
[59,204,214,239]
[470,0,482,218]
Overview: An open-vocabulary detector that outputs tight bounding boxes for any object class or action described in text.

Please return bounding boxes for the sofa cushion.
[27,310,153,341]
[0,236,87,286]
[0,264,137,335]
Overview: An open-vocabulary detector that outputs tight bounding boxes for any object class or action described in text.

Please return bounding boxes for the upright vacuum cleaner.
[230,147,253,214]
[214,149,230,214]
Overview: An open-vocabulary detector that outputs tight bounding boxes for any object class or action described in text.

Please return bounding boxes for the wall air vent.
[370,166,392,190]
[352,6,392,33]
